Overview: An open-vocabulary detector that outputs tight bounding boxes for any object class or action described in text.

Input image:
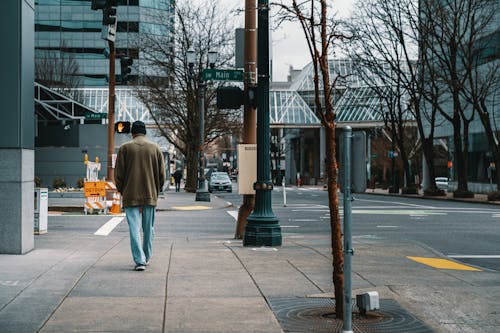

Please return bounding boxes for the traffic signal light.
[216,86,244,109]
[120,57,133,83]
[114,121,131,133]
[91,0,106,10]
[102,2,117,26]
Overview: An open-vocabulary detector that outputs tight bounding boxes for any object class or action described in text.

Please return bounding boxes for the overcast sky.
[190,0,355,81]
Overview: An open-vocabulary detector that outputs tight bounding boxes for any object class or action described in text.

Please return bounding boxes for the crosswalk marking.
[94,217,124,236]
[406,256,481,271]
[227,210,238,220]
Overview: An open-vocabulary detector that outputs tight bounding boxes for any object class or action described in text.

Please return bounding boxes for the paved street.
[0,186,499,332]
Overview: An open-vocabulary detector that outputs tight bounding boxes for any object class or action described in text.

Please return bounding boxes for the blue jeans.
[125,206,155,265]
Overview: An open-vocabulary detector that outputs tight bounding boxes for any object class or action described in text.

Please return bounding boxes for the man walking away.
[115,121,165,271]
[173,169,183,192]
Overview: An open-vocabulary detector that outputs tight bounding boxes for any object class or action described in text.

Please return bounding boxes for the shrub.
[34,176,42,188]
[52,177,67,189]
[76,177,85,189]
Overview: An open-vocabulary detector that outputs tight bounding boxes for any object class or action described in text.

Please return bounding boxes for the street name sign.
[85,111,108,120]
[202,69,243,81]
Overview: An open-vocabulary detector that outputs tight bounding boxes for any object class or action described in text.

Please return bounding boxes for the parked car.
[208,172,232,193]
[435,177,449,190]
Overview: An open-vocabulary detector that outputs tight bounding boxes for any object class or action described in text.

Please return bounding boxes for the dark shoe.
[135,264,146,271]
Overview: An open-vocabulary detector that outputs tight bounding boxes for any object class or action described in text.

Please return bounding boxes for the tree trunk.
[421,138,444,195]
[184,146,198,192]
[325,124,344,318]
[452,109,468,193]
[235,195,255,239]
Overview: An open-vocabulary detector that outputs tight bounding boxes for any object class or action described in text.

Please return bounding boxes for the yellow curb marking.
[172,206,212,211]
[406,256,481,271]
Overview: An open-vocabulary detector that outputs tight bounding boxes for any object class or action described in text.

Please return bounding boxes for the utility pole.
[235,0,257,239]
[243,0,282,247]
[106,40,116,181]
[91,0,117,181]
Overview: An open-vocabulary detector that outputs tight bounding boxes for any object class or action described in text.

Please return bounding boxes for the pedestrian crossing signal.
[114,121,131,133]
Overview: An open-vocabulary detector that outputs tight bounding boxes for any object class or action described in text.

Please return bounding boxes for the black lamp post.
[243,0,282,246]
[187,48,217,202]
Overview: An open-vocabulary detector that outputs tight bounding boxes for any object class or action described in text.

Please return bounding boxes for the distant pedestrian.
[173,169,183,192]
[115,121,165,271]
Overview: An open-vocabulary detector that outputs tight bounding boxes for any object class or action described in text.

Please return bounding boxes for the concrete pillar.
[0,0,35,254]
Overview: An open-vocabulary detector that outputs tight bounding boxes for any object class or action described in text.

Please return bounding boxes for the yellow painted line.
[406,256,481,271]
[171,206,212,211]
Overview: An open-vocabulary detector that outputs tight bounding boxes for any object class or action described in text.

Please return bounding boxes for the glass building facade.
[35,0,175,87]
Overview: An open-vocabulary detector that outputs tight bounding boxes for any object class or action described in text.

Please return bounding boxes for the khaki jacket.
[114,135,165,207]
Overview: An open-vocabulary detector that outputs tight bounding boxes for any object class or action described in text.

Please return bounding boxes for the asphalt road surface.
[218,185,500,272]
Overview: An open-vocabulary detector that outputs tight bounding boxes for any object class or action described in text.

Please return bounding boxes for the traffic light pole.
[244,0,282,246]
[106,40,116,181]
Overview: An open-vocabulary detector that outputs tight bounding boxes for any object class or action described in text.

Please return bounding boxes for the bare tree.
[275,0,345,318]
[421,0,496,197]
[462,43,500,195]
[135,0,240,192]
[348,0,443,195]
[35,41,82,101]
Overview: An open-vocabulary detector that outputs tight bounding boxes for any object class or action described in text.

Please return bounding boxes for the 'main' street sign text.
[202,69,243,81]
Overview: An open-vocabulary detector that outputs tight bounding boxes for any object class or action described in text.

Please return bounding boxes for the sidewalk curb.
[363,190,500,206]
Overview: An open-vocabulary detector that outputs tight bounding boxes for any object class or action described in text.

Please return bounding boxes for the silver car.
[208,172,232,193]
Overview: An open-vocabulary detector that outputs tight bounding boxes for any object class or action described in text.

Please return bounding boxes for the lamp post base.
[195,189,210,202]
[244,216,282,246]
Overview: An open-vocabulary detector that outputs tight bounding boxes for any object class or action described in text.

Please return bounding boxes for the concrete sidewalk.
[0,190,498,332]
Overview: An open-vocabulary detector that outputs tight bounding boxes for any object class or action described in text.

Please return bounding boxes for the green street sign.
[85,111,108,120]
[202,69,243,81]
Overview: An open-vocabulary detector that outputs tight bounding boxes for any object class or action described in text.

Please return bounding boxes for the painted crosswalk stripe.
[448,255,500,259]
[94,217,124,236]
[406,256,481,271]
[227,210,238,220]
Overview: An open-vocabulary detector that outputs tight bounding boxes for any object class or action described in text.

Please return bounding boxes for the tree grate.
[267,297,435,333]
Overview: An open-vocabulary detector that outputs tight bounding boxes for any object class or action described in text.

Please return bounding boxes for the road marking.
[94,217,124,236]
[406,256,481,271]
[171,205,212,210]
[353,210,446,216]
[448,255,500,259]
[292,219,317,222]
[227,210,238,220]
[376,225,399,228]
[282,225,300,228]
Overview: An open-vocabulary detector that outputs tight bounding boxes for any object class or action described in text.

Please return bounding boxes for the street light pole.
[188,48,215,202]
[243,0,282,247]
[195,77,210,202]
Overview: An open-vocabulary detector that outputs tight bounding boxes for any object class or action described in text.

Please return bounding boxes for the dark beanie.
[131,121,146,135]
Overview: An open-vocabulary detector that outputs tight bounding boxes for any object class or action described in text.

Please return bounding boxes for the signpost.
[202,69,243,81]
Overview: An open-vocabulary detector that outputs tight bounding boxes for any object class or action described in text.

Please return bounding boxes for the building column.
[0,0,35,254]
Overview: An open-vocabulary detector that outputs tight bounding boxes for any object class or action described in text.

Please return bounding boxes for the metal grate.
[267,297,435,333]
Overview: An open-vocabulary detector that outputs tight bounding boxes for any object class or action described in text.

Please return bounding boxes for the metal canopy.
[35,82,99,122]
[270,90,321,128]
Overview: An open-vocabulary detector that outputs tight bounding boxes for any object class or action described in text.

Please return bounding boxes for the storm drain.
[267,297,435,333]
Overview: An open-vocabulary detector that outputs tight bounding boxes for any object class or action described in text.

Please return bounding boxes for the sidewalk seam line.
[36,237,126,333]
[224,243,284,333]
[286,259,325,293]
[162,242,174,333]
[0,248,80,313]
